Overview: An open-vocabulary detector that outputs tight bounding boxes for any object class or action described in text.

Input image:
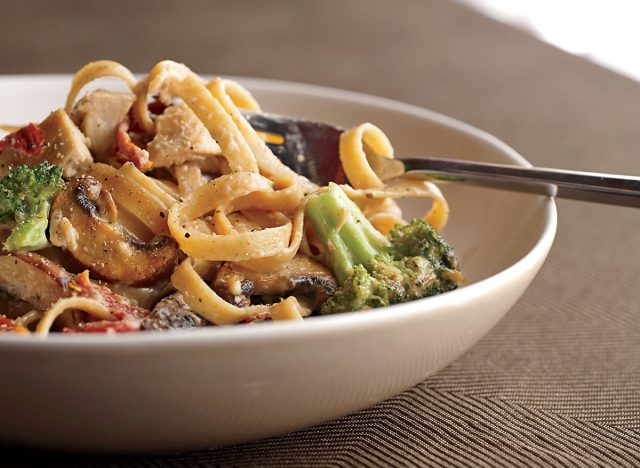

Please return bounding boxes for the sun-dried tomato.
[64,270,148,333]
[64,319,141,334]
[0,315,28,333]
[115,119,153,171]
[0,123,46,158]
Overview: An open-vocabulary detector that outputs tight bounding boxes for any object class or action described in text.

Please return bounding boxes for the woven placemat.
[3,0,640,465]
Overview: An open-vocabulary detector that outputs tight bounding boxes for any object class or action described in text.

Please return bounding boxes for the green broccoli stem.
[305,183,389,283]
[4,201,50,251]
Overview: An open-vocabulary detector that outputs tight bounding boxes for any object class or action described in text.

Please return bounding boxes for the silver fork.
[243,111,640,208]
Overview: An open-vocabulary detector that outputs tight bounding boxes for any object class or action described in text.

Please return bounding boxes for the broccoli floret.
[305,183,462,315]
[387,218,459,273]
[0,162,65,252]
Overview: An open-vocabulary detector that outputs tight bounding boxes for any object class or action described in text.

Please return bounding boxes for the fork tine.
[241,111,290,135]
[294,120,345,185]
[242,110,346,185]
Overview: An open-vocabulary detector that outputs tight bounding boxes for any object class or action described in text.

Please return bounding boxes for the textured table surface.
[3,0,640,466]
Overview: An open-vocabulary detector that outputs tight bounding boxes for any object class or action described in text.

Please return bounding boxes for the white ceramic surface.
[0,76,556,453]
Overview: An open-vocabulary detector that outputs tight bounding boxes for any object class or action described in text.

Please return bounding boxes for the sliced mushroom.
[0,252,72,309]
[0,109,92,178]
[213,255,337,311]
[147,102,221,168]
[140,292,206,331]
[71,90,136,161]
[49,176,180,286]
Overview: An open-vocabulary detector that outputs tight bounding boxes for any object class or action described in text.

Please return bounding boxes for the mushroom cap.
[49,176,180,286]
[214,255,337,311]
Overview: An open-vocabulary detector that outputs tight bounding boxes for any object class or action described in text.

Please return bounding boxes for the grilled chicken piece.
[0,109,92,178]
[147,103,221,168]
[49,176,180,286]
[71,90,136,161]
[0,252,72,310]
[140,292,206,331]
[214,255,337,310]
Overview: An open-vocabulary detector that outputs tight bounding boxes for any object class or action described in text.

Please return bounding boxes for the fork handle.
[400,157,640,208]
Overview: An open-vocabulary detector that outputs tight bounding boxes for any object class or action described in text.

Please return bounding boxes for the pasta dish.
[0,60,463,336]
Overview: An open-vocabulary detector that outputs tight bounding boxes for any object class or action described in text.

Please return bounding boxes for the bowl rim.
[0,74,557,349]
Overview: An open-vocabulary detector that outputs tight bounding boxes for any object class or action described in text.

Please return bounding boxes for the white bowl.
[0,75,556,453]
